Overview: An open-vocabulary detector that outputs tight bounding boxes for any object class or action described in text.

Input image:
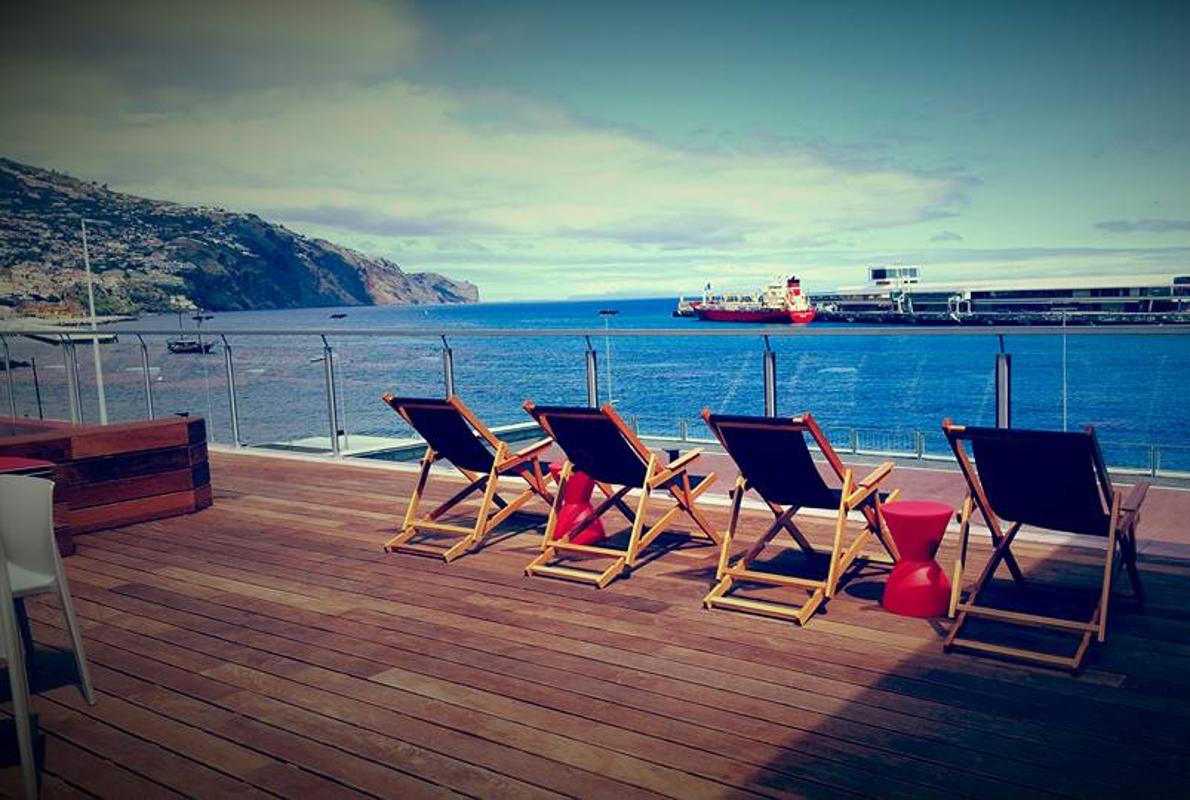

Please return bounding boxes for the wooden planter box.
[0,417,212,554]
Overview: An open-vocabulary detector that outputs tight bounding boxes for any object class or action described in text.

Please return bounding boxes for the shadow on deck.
[4,450,1190,798]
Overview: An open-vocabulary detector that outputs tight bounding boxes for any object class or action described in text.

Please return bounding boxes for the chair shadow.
[734,535,1190,796]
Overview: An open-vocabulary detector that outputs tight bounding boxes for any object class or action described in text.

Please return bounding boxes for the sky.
[2,0,1189,300]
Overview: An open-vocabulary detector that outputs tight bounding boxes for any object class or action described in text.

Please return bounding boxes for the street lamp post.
[81,219,109,423]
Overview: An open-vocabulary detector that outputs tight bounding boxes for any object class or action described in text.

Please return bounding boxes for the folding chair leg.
[767,500,814,554]
[541,462,572,550]
[441,536,476,563]
[716,480,745,580]
[624,476,654,565]
[950,496,973,618]
[825,472,852,598]
[386,450,436,552]
[1119,526,1145,607]
[964,522,1022,608]
[864,489,902,563]
[485,486,541,531]
[469,462,503,541]
[945,522,1021,652]
[706,580,825,625]
[526,465,638,589]
[673,472,721,544]
[596,481,638,523]
[1097,494,1121,642]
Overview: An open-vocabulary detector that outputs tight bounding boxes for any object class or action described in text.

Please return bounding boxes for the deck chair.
[701,411,900,625]
[943,420,1147,670]
[381,394,554,562]
[523,402,720,588]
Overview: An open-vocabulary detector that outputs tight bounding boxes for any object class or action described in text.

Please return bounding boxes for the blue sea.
[5,297,1189,471]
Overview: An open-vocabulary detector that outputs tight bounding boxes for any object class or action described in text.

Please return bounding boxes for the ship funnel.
[786,276,801,300]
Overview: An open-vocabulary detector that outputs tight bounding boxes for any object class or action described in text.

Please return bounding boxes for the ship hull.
[695,307,816,324]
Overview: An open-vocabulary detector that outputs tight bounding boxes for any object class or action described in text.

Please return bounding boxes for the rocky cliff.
[0,158,479,315]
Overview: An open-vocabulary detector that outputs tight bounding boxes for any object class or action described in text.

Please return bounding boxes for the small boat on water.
[679,276,816,324]
[167,338,214,354]
[167,311,214,354]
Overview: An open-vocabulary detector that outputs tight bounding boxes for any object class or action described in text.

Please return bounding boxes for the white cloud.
[1,1,970,299]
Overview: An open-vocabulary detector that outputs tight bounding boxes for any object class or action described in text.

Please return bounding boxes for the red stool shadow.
[549,462,606,545]
[882,500,953,618]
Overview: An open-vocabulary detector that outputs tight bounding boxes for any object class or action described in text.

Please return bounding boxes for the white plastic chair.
[0,474,95,704]
[0,535,38,798]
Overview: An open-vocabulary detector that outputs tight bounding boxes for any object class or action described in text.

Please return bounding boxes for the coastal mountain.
[0,157,478,316]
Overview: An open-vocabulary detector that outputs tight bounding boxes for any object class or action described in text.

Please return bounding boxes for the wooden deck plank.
[97,521,1190,737]
[80,525,1190,794]
[6,450,1190,799]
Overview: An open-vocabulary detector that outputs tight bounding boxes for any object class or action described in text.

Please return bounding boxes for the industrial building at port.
[811,267,1190,323]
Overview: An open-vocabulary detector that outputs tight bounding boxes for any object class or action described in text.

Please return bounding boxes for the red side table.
[548,462,606,545]
[881,500,953,618]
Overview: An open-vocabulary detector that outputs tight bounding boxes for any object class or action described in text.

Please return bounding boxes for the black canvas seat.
[522,402,720,589]
[701,411,900,626]
[381,394,554,562]
[943,420,1147,670]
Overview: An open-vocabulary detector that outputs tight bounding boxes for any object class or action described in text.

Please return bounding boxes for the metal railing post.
[584,336,599,407]
[0,335,15,418]
[850,427,859,454]
[1150,444,1159,477]
[62,336,83,423]
[441,335,455,397]
[762,335,777,417]
[915,431,925,459]
[221,335,240,446]
[321,335,341,457]
[679,419,688,441]
[31,357,43,419]
[995,336,1011,428]
[135,334,155,420]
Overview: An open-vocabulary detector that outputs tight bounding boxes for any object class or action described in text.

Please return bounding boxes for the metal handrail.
[3,324,1190,339]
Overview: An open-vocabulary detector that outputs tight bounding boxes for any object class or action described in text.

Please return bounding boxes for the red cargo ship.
[689,276,816,324]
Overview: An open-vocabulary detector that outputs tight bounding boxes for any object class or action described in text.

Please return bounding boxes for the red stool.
[548,462,606,545]
[881,500,953,617]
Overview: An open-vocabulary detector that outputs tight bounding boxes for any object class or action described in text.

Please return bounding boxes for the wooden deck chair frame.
[523,401,720,588]
[381,393,554,562]
[943,419,1147,670]
[701,410,900,626]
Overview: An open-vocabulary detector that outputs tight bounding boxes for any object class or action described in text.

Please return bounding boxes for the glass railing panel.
[1154,444,1190,477]
[136,333,232,443]
[777,331,999,457]
[77,334,156,425]
[213,334,325,449]
[333,334,446,452]
[612,334,763,437]
[1035,331,1190,475]
[6,324,1188,476]
[450,334,590,428]
[0,335,69,421]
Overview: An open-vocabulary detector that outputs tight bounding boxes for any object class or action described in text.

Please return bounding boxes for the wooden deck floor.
[5,450,1190,799]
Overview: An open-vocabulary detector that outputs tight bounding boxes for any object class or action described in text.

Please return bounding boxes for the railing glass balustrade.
[2,325,1188,477]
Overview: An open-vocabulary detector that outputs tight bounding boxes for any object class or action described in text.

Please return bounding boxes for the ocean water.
[4,297,1189,471]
